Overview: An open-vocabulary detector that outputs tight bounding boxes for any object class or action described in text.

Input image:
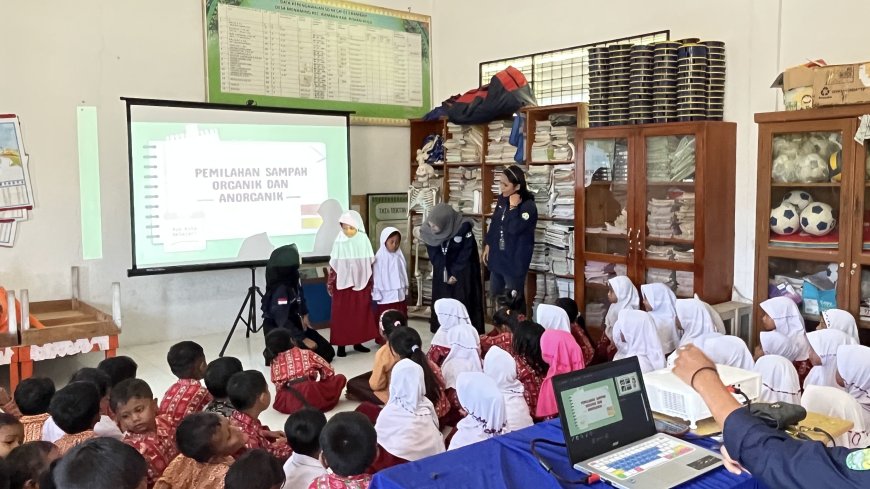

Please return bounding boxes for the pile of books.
[648,198,677,238]
[530,222,549,272]
[444,124,483,163]
[676,271,694,297]
[486,120,517,164]
[551,165,575,219]
[526,166,552,216]
[447,167,482,214]
[545,222,574,276]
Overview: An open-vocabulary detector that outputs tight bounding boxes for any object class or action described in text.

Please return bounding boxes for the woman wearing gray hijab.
[420,204,484,333]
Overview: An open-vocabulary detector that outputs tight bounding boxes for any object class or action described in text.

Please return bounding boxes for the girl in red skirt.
[266,329,347,414]
[372,226,408,334]
[328,210,378,357]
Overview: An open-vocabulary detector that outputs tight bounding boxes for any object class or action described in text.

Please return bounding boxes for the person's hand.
[482,245,490,265]
[672,344,716,387]
[302,314,312,330]
[509,193,521,208]
[303,338,317,349]
[720,445,749,475]
[260,429,285,441]
[447,276,458,285]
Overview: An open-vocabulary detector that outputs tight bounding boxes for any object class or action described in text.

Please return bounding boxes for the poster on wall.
[204,0,432,126]
[0,114,34,247]
[366,193,408,254]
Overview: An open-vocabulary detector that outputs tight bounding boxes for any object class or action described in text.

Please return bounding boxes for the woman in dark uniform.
[420,203,484,333]
[484,165,538,312]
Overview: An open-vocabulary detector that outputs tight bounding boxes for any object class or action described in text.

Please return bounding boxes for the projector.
[643,365,762,429]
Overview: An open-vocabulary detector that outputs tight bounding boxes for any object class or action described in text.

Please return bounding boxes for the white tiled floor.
[10,319,435,430]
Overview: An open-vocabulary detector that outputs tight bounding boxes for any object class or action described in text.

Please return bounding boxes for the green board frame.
[204,0,432,126]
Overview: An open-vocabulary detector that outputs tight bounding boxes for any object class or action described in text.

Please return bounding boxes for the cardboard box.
[771,60,827,110]
[814,62,870,107]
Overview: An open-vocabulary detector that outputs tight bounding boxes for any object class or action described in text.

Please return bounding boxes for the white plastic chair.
[800,384,869,448]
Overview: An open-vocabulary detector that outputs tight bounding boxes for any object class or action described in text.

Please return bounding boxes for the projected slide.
[562,379,623,436]
[127,102,349,273]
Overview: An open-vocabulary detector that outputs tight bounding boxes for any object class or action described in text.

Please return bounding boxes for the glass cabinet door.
[767,131,844,251]
[582,137,631,327]
[766,257,843,328]
[642,134,697,298]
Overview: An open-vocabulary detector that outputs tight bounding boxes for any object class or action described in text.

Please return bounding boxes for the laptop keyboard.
[588,437,695,480]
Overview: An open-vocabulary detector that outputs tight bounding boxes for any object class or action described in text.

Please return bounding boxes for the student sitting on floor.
[836,344,870,429]
[0,414,22,458]
[373,359,445,471]
[49,382,101,455]
[597,276,640,362]
[49,438,148,489]
[282,409,327,489]
[159,341,212,427]
[480,306,519,357]
[155,413,246,489]
[5,441,58,489]
[536,330,584,419]
[611,309,666,373]
[43,368,123,442]
[266,329,347,415]
[345,310,406,405]
[308,412,377,489]
[427,299,483,415]
[225,449,285,489]
[640,283,679,357]
[12,378,54,443]
[483,346,533,432]
[110,378,178,487]
[204,357,244,418]
[97,356,139,388]
[389,326,454,426]
[227,370,292,462]
[759,297,815,385]
[448,372,506,451]
[511,320,547,418]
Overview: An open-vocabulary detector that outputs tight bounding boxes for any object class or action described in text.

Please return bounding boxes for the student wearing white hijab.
[805,329,856,389]
[695,294,727,335]
[536,304,571,332]
[759,331,801,361]
[693,334,755,371]
[483,346,533,432]
[836,344,870,429]
[428,299,482,389]
[597,276,640,361]
[820,309,860,343]
[759,297,811,361]
[754,355,801,404]
[328,210,378,356]
[375,359,446,461]
[611,310,665,373]
[675,298,718,347]
[641,283,679,354]
[449,372,507,450]
[372,227,409,315]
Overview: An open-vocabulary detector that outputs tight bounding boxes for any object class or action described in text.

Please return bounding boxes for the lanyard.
[441,241,450,282]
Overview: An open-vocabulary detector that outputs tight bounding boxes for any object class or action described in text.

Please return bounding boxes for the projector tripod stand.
[220,267,263,357]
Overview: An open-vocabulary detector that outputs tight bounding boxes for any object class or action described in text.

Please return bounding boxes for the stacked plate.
[704,41,725,121]
[608,44,632,126]
[676,43,708,122]
[588,46,610,127]
[629,44,654,125]
[652,40,679,123]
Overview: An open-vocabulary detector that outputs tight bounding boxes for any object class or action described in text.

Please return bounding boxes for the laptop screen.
[553,357,657,463]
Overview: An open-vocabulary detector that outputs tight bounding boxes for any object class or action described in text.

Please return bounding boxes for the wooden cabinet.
[576,122,736,335]
[754,104,870,345]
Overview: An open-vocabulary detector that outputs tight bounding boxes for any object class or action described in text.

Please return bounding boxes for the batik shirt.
[230,410,292,462]
[123,415,178,487]
[308,473,372,489]
[159,379,213,427]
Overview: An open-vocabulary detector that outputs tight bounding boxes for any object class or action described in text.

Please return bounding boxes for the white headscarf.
[375,359,445,461]
[760,331,800,361]
[805,329,857,388]
[760,297,810,361]
[430,299,482,388]
[611,310,666,373]
[483,346,533,432]
[754,355,801,405]
[693,294,727,334]
[836,344,870,421]
[605,276,640,339]
[675,298,717,346]
[694,334,755,370]
[641,283,679,354]
[536,304,571,332]
[449,372,507,450]
[371,227,408,302]
[821,309,859,343]
[329,211,375,291]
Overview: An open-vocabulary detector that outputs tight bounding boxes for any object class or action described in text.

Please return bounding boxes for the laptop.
[553,357,722,489]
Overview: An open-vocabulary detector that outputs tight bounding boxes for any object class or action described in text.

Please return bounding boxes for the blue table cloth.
[370,419,765,489]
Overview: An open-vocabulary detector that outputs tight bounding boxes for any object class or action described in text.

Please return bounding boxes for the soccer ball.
[772,155,797,183]
[794,153,830,182]
[769,203,800,235]
[781,190,814,211]
[800,202,837,236]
